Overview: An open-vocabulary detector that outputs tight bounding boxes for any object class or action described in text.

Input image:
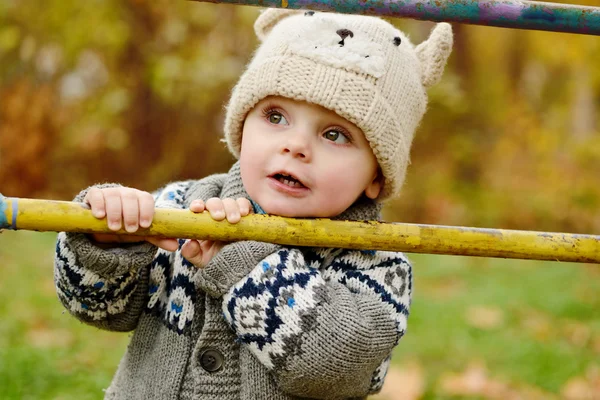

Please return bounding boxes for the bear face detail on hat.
[224,9,452,200]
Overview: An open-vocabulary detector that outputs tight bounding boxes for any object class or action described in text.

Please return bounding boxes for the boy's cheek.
[239,156,262,197]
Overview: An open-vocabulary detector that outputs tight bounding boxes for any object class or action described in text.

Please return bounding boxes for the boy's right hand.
[84,187,179,252]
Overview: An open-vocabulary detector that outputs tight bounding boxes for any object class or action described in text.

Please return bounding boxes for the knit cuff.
[65,232,157,278]
[64,183,157,278]
[196,241,281,297]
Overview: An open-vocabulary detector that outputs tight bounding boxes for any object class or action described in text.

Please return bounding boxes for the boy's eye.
[268,113,288,125]
[323,130,349,144]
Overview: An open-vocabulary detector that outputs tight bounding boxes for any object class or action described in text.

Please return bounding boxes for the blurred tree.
[0,80,60,196]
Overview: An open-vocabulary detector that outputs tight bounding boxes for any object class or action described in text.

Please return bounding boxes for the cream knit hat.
[224,9,452,199]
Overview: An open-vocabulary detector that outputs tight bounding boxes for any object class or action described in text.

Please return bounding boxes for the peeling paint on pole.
[193,0,600,35]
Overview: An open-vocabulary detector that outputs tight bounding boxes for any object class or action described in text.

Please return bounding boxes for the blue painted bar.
[0,193,10,230]
[192,0,600,35]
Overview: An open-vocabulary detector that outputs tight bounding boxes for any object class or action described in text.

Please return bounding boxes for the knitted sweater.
[54,162,413,400]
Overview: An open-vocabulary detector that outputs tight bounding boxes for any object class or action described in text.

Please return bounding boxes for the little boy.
[54,8,452,400]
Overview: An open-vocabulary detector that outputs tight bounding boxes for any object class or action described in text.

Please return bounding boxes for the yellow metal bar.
[1,195,599,263]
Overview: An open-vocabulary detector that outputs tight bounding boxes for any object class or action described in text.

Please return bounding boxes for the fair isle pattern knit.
[54,163,413,399]
[146,246,197,334]
[55,239,143,319]
[148,181,198,334]
[370,354,392,392]
[224,248,411,371]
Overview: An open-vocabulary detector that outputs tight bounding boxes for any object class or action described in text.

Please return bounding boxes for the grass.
[0,231,129,400]
[0,230,598,399]
[395,253,600,398]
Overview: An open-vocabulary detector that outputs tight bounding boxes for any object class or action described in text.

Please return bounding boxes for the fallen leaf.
[27,326,74,349]
[421,278,465,300]
[438,361,557,400]
[520,309,554,342]
[561,365,600,400]
[593,335,600,355]
[370,363,424,400]
[563,320,592,348]
[440,362,504,397]
[465,305,504,330]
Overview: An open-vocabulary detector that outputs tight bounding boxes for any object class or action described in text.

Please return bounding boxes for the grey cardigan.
[54,162,413,400]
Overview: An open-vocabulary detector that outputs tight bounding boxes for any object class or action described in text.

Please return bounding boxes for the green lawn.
[0,231,129,400]
[1,230,598,399]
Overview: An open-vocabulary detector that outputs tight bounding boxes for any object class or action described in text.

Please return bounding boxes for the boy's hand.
[84,187,179,252]
[181,197,252,268]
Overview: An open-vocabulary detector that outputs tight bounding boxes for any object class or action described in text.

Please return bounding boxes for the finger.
[205,198,225,221]
[138,191,155,229]
[103,188,123,231]
[189,199,205,213]
[90,233,144,244]
[146,237,179,252]
[236,198,252,216]
[181,239,204,266]
[90,233,121,243]
[84,188,106,219]
[222,198,240,223]
[121,189,141,233]
[199,239,216,254]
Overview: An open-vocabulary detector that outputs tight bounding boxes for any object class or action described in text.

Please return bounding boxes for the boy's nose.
[281,133,311,161]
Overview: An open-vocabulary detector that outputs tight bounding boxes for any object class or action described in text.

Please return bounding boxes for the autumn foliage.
[1,0,600,234]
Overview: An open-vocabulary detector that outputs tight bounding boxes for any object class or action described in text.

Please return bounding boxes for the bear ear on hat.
[415,22,453,88]
[254,8,302,41]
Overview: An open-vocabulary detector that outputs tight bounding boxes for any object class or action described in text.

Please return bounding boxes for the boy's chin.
[259,200,342,219]
[259,200,306,218]
[261,204,305,218]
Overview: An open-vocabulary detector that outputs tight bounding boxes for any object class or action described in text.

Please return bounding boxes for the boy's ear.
[415,22,453,88]
[365,172,384,200]
[254,8,302,41]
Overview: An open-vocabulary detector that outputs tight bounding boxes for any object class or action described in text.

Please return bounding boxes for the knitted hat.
[224,9,452,199]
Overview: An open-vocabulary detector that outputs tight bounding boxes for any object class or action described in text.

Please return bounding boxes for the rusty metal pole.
[191,0,600,36]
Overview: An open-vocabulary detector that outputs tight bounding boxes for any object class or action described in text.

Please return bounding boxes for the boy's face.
[239,96,381,218]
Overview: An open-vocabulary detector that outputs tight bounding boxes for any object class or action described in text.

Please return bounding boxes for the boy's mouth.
[270,173,307,189]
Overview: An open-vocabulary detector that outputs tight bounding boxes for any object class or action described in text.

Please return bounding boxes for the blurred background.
[0,0,599,399]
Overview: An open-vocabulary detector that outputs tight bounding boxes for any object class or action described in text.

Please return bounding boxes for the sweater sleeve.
[222,248,412,399]
[53,181,194,331]
[54,231,157,331]
[195,241,282,297]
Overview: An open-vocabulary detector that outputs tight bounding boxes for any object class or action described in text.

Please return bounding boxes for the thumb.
[180,239,205,267]
[146,237,179,252]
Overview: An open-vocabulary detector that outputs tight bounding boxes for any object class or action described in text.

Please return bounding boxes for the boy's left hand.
[181,197,253,268]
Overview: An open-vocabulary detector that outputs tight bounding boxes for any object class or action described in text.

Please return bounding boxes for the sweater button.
[199,348,224,372]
